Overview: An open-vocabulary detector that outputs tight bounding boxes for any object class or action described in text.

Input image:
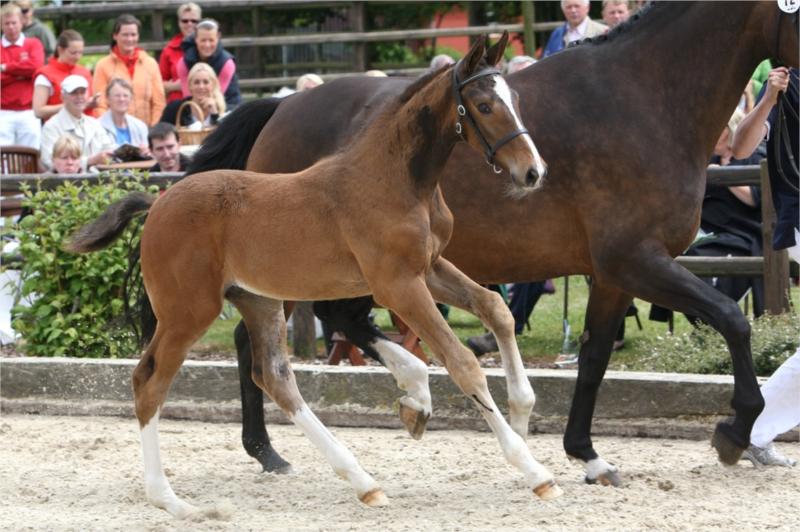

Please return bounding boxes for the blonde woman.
[50,135,82,174]
[159,62,225,127]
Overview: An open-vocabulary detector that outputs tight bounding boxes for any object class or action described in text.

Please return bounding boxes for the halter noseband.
[452,61,530,174]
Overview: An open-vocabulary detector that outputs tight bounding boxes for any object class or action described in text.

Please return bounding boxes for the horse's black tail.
[185,97,284,175]
[64,192,155,253]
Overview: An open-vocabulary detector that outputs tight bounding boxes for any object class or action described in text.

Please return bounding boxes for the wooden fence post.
[521,1,536,56]
[292,301,317,359]
[349,2,366,72]
[760,159,791,314]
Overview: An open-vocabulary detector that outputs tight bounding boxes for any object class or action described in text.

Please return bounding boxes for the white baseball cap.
[61,75,89,94]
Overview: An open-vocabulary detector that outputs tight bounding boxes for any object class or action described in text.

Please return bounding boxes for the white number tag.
[778,0,800,14]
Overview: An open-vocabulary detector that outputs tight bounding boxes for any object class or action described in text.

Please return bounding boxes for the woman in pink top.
[176,18,240,108]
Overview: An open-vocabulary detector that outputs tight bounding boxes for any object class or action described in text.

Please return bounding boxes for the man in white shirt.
[543,0,608,57]
[40,75,114,171]
[0,3,44,149]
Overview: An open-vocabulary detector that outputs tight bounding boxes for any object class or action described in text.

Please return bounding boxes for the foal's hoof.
[399,402,430,440]
[585,470,622,487]
[533,480,563,501]
[360,488,390,507]
[711,422,746,465]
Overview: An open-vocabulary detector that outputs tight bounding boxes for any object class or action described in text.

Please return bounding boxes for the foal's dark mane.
[397,65,450,104]
[326,65,453,162]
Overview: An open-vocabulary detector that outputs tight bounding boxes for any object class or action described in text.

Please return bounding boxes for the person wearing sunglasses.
[159,2,202,103]
[177,18,241,109]
[13,0,55,59]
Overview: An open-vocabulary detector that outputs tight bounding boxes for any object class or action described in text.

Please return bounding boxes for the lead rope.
[773,90,800,194]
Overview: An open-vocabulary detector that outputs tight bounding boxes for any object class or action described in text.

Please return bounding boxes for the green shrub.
[8,174,159,357]
[622,312,799,376]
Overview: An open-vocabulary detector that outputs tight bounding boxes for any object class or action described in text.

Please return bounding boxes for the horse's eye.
[477,103,492,114]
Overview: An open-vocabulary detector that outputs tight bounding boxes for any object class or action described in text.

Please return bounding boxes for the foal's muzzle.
[525,166,546,186]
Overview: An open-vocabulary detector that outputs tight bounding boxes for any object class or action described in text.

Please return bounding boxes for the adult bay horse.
[189,1,800,486]
[66,36,563,517]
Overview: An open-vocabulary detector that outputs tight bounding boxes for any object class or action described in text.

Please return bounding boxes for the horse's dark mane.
[570,1,659,49]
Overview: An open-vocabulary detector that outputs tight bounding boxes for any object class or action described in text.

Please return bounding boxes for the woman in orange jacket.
[92,14,165,126]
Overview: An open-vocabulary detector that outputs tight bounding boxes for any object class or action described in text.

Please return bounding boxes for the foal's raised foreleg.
[374,278,561,500]
[226,287,387,506]
[314,297,431,439]
[425,258,535,438]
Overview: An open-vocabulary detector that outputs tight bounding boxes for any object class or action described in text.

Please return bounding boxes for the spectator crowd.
[1,1,238,173]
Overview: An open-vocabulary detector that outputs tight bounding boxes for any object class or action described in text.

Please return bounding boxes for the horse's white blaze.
[372,338,432,416]
[289,404,380,497]
[478,395,554,490]
[140,410,197,518]
[492,331,536,437]
[586,457,618,479]
[492,76,547,179]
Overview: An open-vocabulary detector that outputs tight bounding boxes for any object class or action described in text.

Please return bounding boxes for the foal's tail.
[185,97,284,175]
[64,192,155,253]
[64,192,157,347]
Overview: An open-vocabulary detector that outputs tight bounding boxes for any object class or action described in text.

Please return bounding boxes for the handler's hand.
[764,67,790,104]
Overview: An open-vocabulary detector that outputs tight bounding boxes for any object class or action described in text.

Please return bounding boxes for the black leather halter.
[451,62,530,173]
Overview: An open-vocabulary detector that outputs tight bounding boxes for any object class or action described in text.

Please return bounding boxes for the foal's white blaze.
[289,404,382,500]
[140,410,198,518]
[492,76,547,179]
[372,338,432,416]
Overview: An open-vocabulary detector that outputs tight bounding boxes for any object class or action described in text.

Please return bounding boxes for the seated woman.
[49,135,82,174]
[176,18,240,108]
[98,78,149,153]
[160,62,225,127]
[32,29,97,121]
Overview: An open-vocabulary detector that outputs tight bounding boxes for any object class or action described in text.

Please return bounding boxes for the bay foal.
[66,35,560,517]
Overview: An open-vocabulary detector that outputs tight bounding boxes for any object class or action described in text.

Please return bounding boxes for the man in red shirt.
[1,3,44,149]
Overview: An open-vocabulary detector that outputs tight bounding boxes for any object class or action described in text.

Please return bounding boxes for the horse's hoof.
[260,450,294,474]
[711,422,746,465]
[399,402,430,440]
[532,480,563,500]
[360,488,390,507]
[585,470,622,487]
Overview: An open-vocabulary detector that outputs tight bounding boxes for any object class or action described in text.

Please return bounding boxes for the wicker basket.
[175,100,216,145]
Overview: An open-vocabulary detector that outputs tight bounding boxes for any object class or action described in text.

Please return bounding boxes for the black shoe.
[466,332,499,357]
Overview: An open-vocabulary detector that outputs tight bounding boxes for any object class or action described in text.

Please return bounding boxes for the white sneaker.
[741,443,797,467]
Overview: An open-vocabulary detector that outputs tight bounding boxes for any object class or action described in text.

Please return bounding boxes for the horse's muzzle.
[525,166,546,187]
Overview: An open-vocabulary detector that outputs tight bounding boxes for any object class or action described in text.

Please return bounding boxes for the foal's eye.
[477,103,492,114]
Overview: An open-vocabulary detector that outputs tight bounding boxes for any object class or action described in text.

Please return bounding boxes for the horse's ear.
[485,31,509,67]
[461,35,487,76]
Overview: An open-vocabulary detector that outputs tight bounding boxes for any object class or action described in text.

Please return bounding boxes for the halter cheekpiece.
[451,61,530,173]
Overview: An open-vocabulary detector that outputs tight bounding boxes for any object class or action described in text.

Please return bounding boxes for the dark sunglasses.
[21,8,31,14]
[180,18,199,24]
